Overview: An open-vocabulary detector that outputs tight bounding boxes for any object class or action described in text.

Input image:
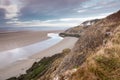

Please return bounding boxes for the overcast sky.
[0,0,120,27]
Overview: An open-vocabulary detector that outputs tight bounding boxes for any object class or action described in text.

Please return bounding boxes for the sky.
[0,0,120,27]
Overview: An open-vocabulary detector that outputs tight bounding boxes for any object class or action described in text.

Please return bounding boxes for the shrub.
[59,33,80,38]
[62,48,71,54]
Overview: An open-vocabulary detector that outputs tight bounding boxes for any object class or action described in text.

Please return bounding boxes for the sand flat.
[0,30,62,51]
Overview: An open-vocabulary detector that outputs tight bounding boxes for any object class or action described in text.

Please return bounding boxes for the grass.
[70,54,120,80]
[104,46,120,57]
[89,67,109,80]
[112,33,120,45]
[69,31,120,80]
[95,55,120,72]
[7,48,71,80]
[94,55,120,80]
[90,31,120,80]
[59,33,80,38]
[7,57,53,80]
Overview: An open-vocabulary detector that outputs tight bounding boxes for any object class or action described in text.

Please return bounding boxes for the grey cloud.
[19,0,88,20]
[1,0,11,5]
[0,8,6,19]
[0,8,9,27]
[0,0,120,27]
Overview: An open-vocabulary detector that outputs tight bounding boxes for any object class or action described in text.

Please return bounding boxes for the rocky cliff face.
[69,25,120,80]
[36,10,120,80]
[52,10,120,80]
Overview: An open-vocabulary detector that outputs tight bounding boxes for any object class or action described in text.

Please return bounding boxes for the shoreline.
[0,30,63,52]
[0,32,63,69]
[0,37,78,80]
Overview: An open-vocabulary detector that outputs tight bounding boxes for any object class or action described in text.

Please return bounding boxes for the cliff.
[7,10,120,80]
[53,10,120,80]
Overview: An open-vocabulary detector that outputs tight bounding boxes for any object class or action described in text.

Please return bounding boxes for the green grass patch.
[95,56,120,72]
[59,33,80,38]
[7,49,71,80]
[94,55,120,80]
[90,67,109,80]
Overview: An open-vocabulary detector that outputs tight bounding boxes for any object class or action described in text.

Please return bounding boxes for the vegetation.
[69,25,120,80]
[112,33,120,45]
[70,49,120,80]
[59,33,80,38]
[7,48,71,80]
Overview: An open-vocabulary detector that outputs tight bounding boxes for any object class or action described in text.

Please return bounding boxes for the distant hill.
[60,10,120,38]
[59,19,101,37]
[80,19,100,26]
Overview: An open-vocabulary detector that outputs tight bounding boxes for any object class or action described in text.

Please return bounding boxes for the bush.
[62,48,71,54]
[59,33,80,38]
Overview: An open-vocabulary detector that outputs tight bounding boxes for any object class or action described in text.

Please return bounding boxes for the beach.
[0,30,62,51]
[0,31,78,80]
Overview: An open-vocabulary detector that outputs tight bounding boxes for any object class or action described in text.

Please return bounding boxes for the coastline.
[0,31,78,80]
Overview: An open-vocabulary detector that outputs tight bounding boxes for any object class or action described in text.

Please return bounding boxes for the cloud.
[19,0,88,20]
[77,9,86,13]
[7,12,108,27]
[6,20,78,27]
[0,0,21,27]
[0,8,8,25]
[0,8,6,19]
[0,5,19,19]
[0,0,11,6]
[0,0,120,27]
